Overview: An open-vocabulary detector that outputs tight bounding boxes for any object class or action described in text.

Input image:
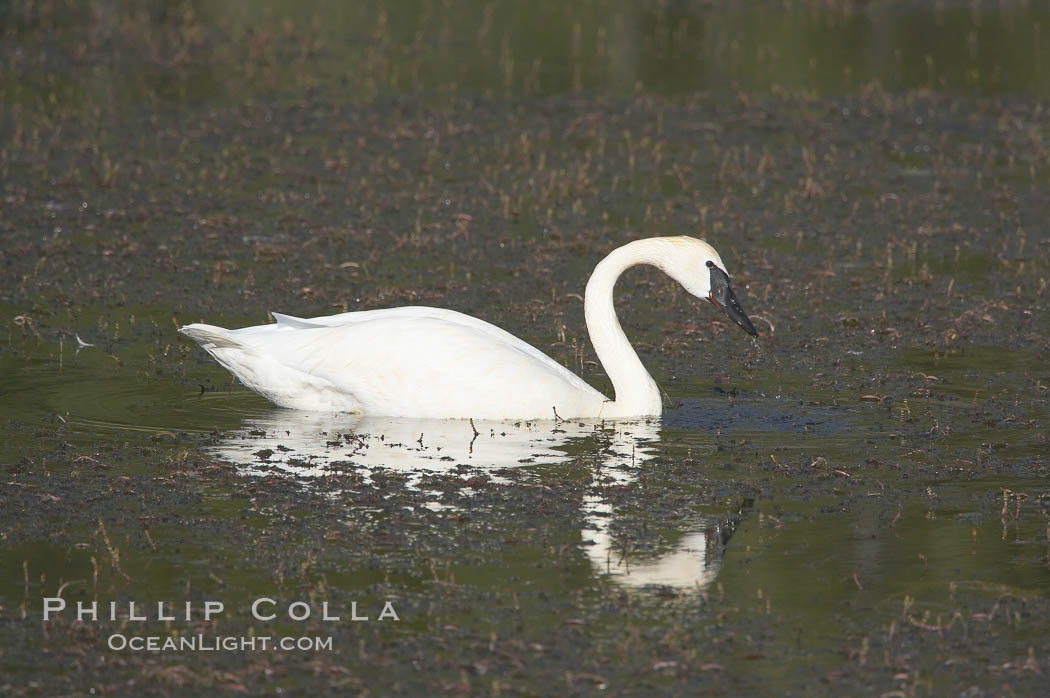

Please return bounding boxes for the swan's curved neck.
[584,238,668,417]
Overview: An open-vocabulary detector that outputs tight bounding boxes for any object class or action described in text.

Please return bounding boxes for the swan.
[179,236,757,419]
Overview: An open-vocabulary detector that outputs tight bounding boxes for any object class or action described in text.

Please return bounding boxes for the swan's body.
[182,306,607,417]
[180,236,757,419]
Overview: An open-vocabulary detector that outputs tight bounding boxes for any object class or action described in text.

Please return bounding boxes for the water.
[2,1,1049,695]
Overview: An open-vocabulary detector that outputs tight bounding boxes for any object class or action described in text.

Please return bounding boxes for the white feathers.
[180,236,743,419]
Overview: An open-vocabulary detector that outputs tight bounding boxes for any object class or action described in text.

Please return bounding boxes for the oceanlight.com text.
[107,634,334,652]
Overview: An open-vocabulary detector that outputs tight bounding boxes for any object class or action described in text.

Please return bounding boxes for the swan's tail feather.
[179,323,243,350]
[179,321,361,412]
[179,323,262,393]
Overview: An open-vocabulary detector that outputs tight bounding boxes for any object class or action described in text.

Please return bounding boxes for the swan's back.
[181,307,607,419]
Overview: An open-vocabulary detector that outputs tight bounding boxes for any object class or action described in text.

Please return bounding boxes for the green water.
[2,1,1049,695]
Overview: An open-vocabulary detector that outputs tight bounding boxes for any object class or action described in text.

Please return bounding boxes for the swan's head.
[663,237,758,336]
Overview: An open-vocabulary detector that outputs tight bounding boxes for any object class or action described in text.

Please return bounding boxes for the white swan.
[179,236,757,419]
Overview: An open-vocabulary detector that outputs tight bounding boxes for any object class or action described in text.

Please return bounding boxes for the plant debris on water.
[1,0,1049,695]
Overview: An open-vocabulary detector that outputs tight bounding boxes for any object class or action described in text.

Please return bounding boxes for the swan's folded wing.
[247,315,606,419]
[281,305,533,344]
[270,312,326,329]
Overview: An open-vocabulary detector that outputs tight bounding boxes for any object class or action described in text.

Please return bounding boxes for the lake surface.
[2,1,1048,695]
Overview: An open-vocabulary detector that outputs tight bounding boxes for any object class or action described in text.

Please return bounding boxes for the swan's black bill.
[708,263,758,336]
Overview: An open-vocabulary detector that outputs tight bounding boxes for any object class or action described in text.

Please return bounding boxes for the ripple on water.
[0,355,270,438]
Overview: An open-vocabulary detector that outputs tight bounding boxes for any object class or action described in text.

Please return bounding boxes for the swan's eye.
[705,260,714,268]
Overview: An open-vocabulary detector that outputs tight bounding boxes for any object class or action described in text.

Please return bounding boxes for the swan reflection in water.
[208,409,740,589]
